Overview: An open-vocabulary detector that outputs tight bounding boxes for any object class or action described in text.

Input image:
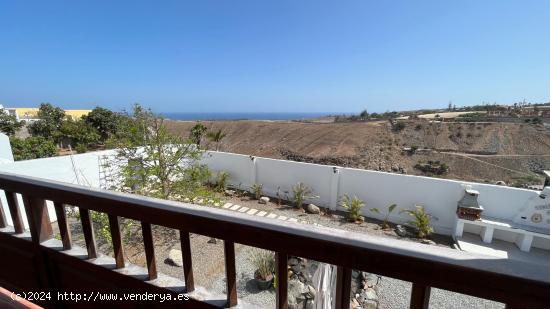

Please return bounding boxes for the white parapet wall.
[0,133,14,163]
[203,151,540,235]
[0,150,116,228]
[0,149,542,236]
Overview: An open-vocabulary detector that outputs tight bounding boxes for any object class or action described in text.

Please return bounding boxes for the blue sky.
[0,1,549,113]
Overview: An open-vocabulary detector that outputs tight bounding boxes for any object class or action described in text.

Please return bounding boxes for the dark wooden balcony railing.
[0,171,549,308]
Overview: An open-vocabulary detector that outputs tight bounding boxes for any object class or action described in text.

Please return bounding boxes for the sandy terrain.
[166,119,550,185]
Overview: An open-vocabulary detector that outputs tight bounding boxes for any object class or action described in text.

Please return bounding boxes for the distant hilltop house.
[520,105,550,117]
[0,106,92,122]
[417,111,487,119]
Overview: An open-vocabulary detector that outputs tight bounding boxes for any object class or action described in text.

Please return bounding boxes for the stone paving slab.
[230,205,241,211]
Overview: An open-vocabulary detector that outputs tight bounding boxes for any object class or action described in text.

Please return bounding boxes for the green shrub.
[340,194,365,222]
[292,182,312,209]
[215,171,229,192]
[400,205,433,238]
[75,144,88,154]
[251,183,263,200]
[370,203,396,229]
[10,136,57,161]
[392,121,406,132]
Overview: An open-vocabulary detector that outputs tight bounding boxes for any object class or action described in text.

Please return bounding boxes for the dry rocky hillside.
[166,119,550,187]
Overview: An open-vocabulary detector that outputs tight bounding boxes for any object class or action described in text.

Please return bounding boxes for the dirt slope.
[166,120,550,186]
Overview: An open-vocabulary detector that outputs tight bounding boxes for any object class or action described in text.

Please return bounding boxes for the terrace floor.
[457,232,550,268]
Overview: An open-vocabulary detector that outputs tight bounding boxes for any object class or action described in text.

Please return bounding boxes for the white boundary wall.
[0,133,13,163]
[0,150,116,228]
[204,152,540,235]
[0,150,541,235]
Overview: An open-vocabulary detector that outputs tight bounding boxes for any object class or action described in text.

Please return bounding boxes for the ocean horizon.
[160,112,333,121]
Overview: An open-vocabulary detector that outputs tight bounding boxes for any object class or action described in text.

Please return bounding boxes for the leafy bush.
[215,171,229,192]
[75,144,88,154]
[250,249,275,281]
[340,194,365,222]
[370,203,397,229]
[104,104,210,199]
[0,111,23,136]
[10,136,57,161]
[400,205,433,238]
[414,160,449,175]
[392,121,406,132]
[58,118,100,149]
[83,106,121,142]
[28,103,66,140]
[251,183,263,200]
[292,182,312,209]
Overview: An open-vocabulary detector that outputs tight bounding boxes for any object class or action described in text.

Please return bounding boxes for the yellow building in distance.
[3,107,92,121]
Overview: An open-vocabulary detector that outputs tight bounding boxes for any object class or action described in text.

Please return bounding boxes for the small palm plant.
[207,129,227,151]
[400,205,433,238]
[370,203,397,229]
[251,183,263,200]
[292,182,312,209]
[215,171,229,192]
[340,194,365,223]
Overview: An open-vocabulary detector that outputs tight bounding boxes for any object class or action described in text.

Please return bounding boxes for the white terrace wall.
[256,157,336,207]
[0,150,116,228]
[0,149,541,236]
[338,167,537,235]
[204,151,540,235]
[201,152,256,190]
[0,133,14,163]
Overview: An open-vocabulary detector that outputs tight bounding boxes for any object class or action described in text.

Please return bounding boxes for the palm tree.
[207,129,226,151]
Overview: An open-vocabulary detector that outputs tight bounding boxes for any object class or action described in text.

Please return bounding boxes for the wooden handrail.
[1,171,550,308]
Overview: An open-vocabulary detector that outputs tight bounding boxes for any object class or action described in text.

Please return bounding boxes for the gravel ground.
[377,276,504,309]
[211,245,277,308]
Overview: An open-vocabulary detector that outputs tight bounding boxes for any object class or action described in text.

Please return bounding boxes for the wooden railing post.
[335,266,352,309]
[141,222,157,280]
[108,214,125,269]
[79,208,97,259]
[179,230,195,292]
[0,197,7,228]
[275,252,288,309]
[53,202,72,250]
[22,196,53,243]
[224,240,237,307]
[5,191,24,233]
[410,283,431,309]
